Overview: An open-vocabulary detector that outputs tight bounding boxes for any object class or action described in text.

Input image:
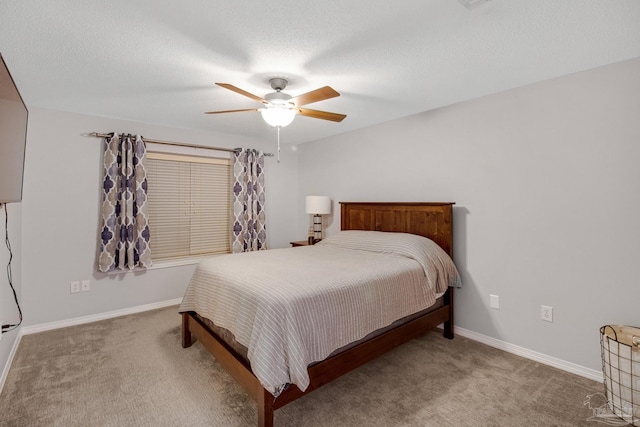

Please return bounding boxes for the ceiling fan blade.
[290,86,340,107]
[204,108,260,114]
[216,83,267,104]
[298,108,346,122]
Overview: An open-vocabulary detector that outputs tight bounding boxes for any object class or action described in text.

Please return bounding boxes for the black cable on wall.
[1,203,22,333]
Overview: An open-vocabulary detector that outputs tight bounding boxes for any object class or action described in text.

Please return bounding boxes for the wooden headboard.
[340,202,455,257]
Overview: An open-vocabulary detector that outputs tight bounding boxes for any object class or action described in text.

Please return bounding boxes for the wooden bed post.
[182,312,193,348]
[443,288,454,339]
[257,388,275,427]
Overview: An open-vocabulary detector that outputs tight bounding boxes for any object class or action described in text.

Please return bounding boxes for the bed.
[180,202,460,427]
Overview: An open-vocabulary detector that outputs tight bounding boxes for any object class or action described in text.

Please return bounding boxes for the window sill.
[150,256,206,270]
[102,254,228,275]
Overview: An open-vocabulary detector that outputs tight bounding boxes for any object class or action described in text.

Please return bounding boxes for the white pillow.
[319,230,461,291]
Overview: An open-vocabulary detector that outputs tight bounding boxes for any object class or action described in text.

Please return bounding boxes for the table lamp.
[305,196,331,243]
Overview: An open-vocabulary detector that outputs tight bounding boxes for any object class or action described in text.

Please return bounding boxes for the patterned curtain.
[98,133,152,272]
[232,149,267,253]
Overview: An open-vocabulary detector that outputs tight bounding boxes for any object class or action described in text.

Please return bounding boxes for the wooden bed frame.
[182,202,456,427]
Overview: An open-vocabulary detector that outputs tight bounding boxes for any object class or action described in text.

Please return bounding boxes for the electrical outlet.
[541,305,553,322]
[81,280,91,292]
[490,294,499,309]
[70,281,81,294]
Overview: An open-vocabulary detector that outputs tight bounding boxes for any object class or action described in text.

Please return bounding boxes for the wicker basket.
[600,325,640,426]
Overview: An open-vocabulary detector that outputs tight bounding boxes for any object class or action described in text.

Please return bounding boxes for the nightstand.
[290,240,312,247]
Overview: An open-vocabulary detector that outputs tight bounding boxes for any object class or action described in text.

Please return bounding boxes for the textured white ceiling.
[1,1,639,144]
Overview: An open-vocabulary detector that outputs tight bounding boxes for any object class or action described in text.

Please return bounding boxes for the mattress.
[179,230,461,395]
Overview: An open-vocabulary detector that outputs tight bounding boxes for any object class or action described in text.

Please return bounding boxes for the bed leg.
[444,320,454,340]
[257,388,274,427]
[181,312,193,348]
[443,288,454,340]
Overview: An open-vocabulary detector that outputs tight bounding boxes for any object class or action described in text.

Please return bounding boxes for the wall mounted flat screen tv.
[0,53,28,203]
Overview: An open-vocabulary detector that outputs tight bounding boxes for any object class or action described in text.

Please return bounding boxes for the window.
[146,152,231,261]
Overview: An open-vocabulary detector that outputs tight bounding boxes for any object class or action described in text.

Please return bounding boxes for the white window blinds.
[146,152,231,261]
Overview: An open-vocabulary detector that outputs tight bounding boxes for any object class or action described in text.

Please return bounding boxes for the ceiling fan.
[205,78,346,128]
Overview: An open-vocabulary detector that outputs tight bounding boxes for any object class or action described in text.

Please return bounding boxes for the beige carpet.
[0,306,614,426]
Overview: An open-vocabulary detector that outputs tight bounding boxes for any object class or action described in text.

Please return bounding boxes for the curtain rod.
[88,132,274,157]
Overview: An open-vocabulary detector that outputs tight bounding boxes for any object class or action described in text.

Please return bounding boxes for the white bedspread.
[179,231,461,395]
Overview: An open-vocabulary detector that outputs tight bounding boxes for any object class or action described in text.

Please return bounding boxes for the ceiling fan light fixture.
[209,79,345,130]
[260,106,296,127]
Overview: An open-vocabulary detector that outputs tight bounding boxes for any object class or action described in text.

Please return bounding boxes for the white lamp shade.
[305,196,331,215]
[261,106,296,127]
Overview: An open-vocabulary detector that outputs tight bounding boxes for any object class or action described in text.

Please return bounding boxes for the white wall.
[18,108,299,326]
[0,202,22,381]
[296,57,640,372]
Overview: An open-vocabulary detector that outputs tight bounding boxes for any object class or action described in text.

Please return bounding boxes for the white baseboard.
[452,325,603,383]
[21,297,183,335]
[0,331,22,395]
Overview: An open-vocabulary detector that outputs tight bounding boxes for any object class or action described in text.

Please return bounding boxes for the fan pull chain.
[277,126,281,163]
